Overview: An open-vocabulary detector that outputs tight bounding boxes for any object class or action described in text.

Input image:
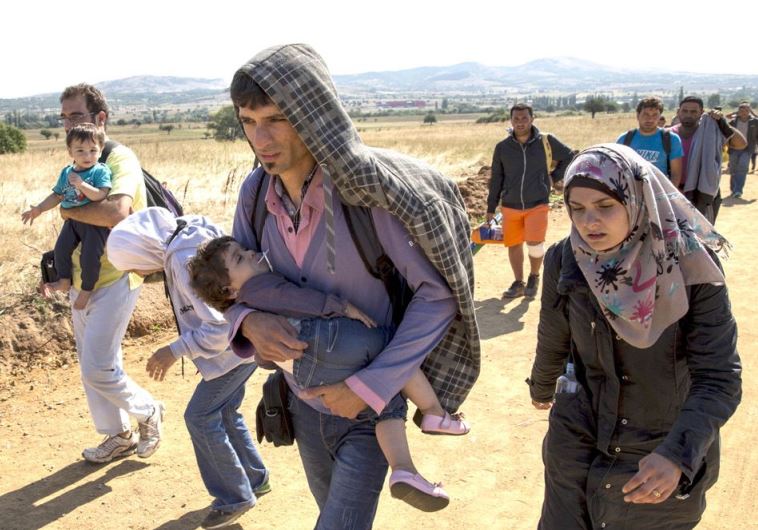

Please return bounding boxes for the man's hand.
[485,212,495,223]
[146,345,177,381]
[300,382,368,419]
[241,311,307,362]
[707,109,724,122]
[21,206,41,225]
[532,399,552,410]
[622,453,682,504]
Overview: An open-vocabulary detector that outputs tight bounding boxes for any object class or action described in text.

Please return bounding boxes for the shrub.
[0,123,27,154]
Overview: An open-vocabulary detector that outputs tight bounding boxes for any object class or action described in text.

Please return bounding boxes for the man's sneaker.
[254,477,272,498]
[524,274,541,298]
[502,280,525,299]
[82,432,137,464]
[201,505,252,529]
[137,401,165,458]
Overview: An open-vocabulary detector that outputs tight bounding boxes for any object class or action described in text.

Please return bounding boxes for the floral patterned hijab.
[564,144,729,349]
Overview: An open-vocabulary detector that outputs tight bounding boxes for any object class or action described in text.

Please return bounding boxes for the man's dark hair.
[60,83,110,118]
[636,97,664,114]
[679,96,704,109]
[510,103,534,117]
[230,72,274,112]
[66,123,105,149]
[188,236,237,312]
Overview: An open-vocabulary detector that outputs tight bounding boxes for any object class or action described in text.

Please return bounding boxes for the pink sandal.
[389,470,449,512]
[420,411,470,436]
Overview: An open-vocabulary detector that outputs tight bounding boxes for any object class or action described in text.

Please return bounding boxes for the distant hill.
[334,58,758,94]
[2,61,757,114]
[0,76,229,112]
[96,75,226,94]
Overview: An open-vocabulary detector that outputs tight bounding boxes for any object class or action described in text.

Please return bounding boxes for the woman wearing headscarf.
[107,207,269,529]
[528,144,742,529]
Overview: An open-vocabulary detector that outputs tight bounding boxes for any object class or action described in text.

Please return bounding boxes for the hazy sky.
[2,0,754,99]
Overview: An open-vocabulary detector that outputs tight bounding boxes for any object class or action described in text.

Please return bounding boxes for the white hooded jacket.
[107,207,255,380]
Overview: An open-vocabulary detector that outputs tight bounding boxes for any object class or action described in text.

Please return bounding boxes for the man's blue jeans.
[184,362,267,512]
[288,389,407,529]
[729,149,751,195]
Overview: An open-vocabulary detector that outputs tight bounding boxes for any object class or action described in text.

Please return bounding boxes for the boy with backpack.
[617,97,684,186]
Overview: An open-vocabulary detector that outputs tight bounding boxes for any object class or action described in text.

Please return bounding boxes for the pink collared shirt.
[264,168,324,268]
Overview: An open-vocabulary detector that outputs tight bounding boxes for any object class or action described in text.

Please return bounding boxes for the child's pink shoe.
[389,470,449,512]
[420,411,470,435]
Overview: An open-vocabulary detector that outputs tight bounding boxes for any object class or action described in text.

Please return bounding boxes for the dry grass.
[2,113,638,299]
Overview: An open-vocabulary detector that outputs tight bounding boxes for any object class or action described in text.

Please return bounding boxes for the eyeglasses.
[57,112,98,126]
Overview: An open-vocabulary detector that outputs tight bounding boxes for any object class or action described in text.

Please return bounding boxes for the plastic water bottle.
[492,223,503,241]
[554,362,579,394]
[479,218,503,241]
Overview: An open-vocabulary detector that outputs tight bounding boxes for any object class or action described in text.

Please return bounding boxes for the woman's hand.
[622,453,682,504]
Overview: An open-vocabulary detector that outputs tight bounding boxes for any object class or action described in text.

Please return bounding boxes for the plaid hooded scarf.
[232,43,480,412]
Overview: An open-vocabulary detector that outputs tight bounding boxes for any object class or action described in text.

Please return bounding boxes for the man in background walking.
[486,103,573,299]
[618,97,683,187]
[727,102,758,198]
[670,96,746,223]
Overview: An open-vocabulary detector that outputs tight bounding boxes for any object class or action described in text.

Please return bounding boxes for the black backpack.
[251,171,412,327]
[99,141,184,217]
[622,128,672,177]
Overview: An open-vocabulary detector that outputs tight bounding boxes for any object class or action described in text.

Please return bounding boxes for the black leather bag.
[40,250,58,283]
[255,370,295,446]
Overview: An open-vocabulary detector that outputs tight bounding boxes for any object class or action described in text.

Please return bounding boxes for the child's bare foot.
[73,290,92,310]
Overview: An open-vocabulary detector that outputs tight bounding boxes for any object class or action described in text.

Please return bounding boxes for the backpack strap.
[99,140,120,164]
[342,204,413,327]
[622,129,636,146]
[661,129,672,177]
[541,132,561,183]
[251,170,270,251]
[541,133,553,183]
[164,219,187,376]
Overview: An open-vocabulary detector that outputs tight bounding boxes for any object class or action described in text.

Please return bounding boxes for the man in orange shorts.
[486,103,574,298]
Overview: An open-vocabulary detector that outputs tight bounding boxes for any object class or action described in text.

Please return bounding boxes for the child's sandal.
[420,411,470,436]
[389,470,449,512]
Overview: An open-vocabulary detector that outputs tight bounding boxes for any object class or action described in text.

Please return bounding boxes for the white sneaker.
[82,433,138,463]
[137,401,165,458]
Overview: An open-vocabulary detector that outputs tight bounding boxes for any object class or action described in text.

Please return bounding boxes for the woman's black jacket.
[528,238,742,485]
